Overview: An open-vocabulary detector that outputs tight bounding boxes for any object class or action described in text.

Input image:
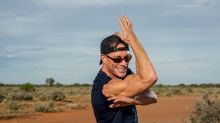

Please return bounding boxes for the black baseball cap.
[99,34,129,65]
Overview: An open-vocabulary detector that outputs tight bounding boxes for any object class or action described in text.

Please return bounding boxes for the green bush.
[0,83,4,86]
[189,94,220,123]
[19,83,35,92]
[50,91,65,101]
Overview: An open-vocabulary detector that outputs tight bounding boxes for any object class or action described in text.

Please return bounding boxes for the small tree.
[45,77,55,86]
[56,82,63,87]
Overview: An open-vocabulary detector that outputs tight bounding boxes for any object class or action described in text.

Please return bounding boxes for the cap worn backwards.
[99,34,129,65]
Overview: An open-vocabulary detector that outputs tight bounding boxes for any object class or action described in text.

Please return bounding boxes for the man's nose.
[120,59,128,66]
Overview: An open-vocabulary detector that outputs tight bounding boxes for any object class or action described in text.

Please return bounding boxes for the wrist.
[130,99,136,105]
[127,35,138,46]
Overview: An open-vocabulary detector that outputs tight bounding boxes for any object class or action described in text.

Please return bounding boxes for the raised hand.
[115,16,136,44]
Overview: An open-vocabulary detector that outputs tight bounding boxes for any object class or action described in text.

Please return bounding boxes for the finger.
[107,96,117,101]
[107,94,116,100]
[109,104,117,108]
[119,18,126,33]
[109,104,114,108]
[121,16,129,29]
[107,97,113,101]
[110,104,120,108]
[113,99,119,103]
[125,16,132,29]
[124,16,129,27]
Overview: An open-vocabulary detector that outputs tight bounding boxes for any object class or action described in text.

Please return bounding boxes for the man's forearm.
[108,90,158,108]
[129,32,157,85]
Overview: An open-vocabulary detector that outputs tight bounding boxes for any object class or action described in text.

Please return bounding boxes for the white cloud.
[1,45,46,59]
[36,0,128,8]
[0,13,51,37]
[176,0,214,8]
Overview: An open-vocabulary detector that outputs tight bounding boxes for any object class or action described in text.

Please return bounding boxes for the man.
[91,16,158,123]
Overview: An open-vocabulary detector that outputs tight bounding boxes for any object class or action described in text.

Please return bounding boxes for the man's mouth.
[116,67,127,73]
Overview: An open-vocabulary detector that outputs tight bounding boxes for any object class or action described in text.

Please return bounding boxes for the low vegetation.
[152,83,220,97]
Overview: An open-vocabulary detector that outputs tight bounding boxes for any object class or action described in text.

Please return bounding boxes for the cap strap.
[106,47,129,54]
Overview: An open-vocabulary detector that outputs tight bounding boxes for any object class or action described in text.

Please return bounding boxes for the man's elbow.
[142,73,158,86]
[150,74,158,84]
[143,90,158,105]
[151,97,157,103]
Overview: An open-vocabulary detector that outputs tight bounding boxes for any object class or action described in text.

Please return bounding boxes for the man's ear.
[100,54,107,65]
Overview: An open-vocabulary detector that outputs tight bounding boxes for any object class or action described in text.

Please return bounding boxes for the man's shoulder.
[93,70,111,84]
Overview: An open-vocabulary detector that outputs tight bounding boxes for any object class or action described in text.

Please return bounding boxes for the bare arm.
[102,16,158,97]
[107,90,158,108]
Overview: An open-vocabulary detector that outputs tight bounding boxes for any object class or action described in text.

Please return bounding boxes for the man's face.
[103,43,131,78]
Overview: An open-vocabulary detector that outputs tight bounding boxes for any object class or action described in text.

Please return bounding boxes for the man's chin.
[114,68,127,78]
[116,72,126,78]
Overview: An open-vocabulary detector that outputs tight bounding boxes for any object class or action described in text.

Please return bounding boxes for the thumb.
[114,32,124,40]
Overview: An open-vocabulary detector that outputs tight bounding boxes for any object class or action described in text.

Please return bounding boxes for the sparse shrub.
[4,100,21,113]
[172,88,182,95]
[186,87,193,93]
[11,92,33,101]
[35,102,55,112]
[39,94,50,101]
[50,91,65,101]
[178,83,186,87]
[0,94,5,102]
[189,94,220,123]
[35,101,62,112]
[189,84,198,88]
[0,113,17,119]
[65,103,87,109]
[20,83,35,92]
[0,112,30,119]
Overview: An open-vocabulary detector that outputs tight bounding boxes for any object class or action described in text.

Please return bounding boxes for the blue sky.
[0,0,219,84]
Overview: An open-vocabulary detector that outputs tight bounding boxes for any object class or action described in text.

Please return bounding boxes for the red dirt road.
[0,96,199,123]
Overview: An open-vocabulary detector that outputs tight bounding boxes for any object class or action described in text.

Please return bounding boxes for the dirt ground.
[0,96,199,123]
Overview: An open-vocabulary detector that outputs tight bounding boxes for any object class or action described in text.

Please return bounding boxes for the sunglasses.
[105,54,132,63]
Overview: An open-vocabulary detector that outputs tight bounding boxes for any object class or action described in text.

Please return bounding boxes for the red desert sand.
[0,96,199,123]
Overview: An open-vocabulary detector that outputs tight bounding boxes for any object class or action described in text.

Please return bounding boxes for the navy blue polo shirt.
[91,69,138,123]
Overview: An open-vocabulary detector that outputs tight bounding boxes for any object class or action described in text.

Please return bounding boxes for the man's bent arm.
[108,90,158,108]
[103,16,158,97]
